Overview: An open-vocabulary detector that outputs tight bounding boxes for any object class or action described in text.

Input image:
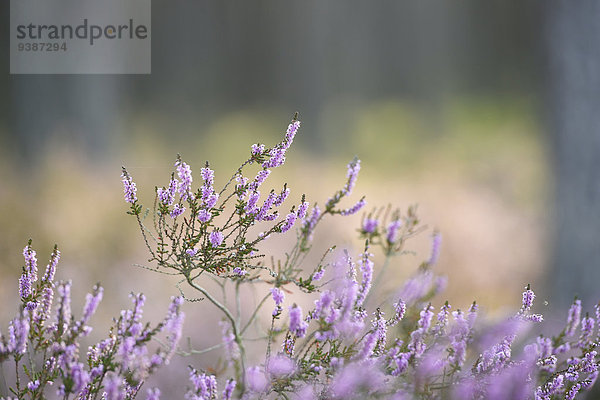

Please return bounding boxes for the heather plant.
[118,116,600,399]
[0,243,184,399]
[2,115,600,399]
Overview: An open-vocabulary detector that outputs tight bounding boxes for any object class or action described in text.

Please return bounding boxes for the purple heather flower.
[157,177,177,206]
[297,201,309,219]
[340,281,359,321]
[521,285,535,312]
[33,286,54,325]
[90,365,103,379]
[262,147,286,169]
[581,350,598,373]
[104,372,124,400]
[27,380,40,391]
[468,301,479,327]
[23,245,38,281]
[314,290,334,320]
[583,370,599,390]
[386,219,402,243]
[565,384,581,400]
[566,299,582,336]
[56,281,72,332]
[546,374,565,396]
[312,268,325,281]
[427,231,442,265]
[232,267,247,276]
[246,366,268,393]
[250,169,271,191]
[121,170,137,204]
[302,205,321,240]
[201,166,214,185]
[372,311,388,354]
[9,312,30,354]
[355,251,374,307]
[145,388,160,400]
[42,246,60,283]
[259,121,299,169]
[209,230,224,247]
[283,120,300,149]
[257,191,277,221]
[342,158,361,196]
[418,304,435,332]
[186,248,197,257]
[222,379,236,400]
[204,192,219,209]
[391,351,411,376]
[281,212,297,233]
[189,369,217,398]
[525,313,544,322]
[393,300,407,322]
[129,293,146,326]
[282,336,295,356]
[175,160,193,200]
[69,362,90,393]
[19,273,33,300]
[164,296,184,364]
[81,284,103,325]
[537,336,553,359]
[25,301,37,312]
[399,270,435,305]
[271,288,285,305]
[245,190,261,214]
[251,143,265,156]
[538,355,557,373]
[169,203,185,218]
[330,363,386,400]
[449,310,470,367]
[362,218,378,234]
[267,354,296,378]
[355,331,377,361]
[235,175,249,199]
[579,315,595,346]
[289,305,308,338]
[434,302,452,334]
[555,342,571,354]
[197,209,212,223]
[340,198,366,216]
[274,187,290,208]
[271,289,284,316]
[261,118,300,169]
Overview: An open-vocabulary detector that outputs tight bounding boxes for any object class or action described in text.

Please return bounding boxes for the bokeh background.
[1,1,599,396]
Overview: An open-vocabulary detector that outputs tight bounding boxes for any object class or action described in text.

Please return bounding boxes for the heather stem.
[14,358,20,395]
[236,281,242,327]
[185,276,246,391]
[241,293,271,335]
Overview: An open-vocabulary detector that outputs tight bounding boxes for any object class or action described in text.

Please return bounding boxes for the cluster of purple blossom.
[0,243,184,400]
[121,117,364,282]
[9,115,600,399]
[115,115,600,399]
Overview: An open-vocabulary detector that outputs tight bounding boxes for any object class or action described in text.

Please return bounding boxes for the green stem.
[186,277,246,392]
[241,293,271,335]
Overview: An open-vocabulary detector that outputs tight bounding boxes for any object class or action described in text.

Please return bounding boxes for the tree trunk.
[546,0,600,308]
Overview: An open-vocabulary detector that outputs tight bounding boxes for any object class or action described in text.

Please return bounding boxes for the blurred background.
[1,0,599,395]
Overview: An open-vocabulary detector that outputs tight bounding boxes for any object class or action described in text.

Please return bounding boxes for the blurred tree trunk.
[546,1,600,308]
